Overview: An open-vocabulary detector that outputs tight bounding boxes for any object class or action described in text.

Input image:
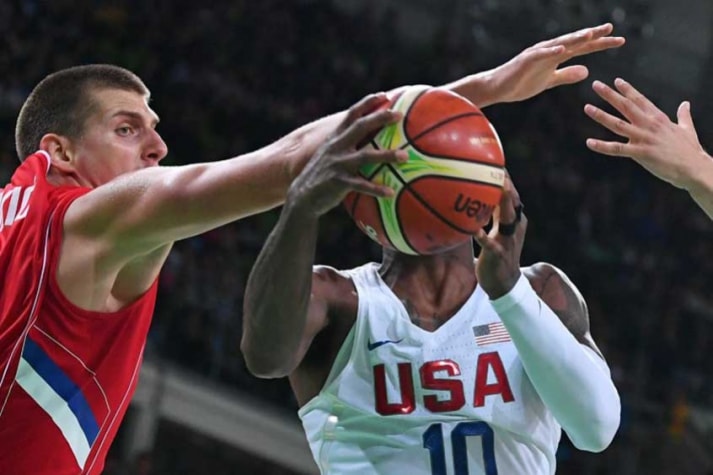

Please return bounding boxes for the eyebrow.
[110,110,160,127]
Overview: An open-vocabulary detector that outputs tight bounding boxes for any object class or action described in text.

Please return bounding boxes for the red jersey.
[0,151,158,474]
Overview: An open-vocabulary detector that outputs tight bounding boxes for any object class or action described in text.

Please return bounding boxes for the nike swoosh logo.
[367,338,404,351]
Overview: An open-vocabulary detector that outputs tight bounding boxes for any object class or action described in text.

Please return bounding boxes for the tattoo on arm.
[531,264,603,359]
[541,272,588,335]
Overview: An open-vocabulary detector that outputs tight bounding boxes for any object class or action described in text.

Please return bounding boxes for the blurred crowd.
[1,0,711,473]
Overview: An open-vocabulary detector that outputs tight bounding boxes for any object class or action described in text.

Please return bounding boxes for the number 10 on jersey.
[423,421,497,475]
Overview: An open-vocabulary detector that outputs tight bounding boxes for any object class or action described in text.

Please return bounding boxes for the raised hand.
[584,78,709,190]
[486,23,625,105]
[286,93,408,217]
[473,174,527,299]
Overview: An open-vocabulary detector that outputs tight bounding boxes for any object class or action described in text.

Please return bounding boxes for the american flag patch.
[473,322,511,346]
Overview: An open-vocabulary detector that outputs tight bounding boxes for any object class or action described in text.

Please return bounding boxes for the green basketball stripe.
[358,143,382,178]
[375,86,430,151]
[376,120,406,150]
[395,148,505,187]
[375,169,417,255]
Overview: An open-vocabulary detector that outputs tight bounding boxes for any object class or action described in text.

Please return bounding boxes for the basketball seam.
[370,91,499,247]
[363,164,385,180]
[402,88,431,139]
[386,164,475,235]
[393,190,419,254]
[408,129,501,167]
[401,111,484,149]
[409,146,504,166]
[347,192,398,251]
[359,137,385,180]
[349,192,361,217]
[376,195,399,251]
[409,174,504,190]
[401,90,498,167]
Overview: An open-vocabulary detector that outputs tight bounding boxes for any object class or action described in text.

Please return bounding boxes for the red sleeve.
[44,186,92,307]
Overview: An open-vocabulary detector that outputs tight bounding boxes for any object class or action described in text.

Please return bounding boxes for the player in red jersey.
[0,24,622,474]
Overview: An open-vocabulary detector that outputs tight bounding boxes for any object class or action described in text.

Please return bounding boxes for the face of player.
[68,88,168,187]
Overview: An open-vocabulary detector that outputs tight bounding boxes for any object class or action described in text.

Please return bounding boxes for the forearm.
[241,200,319,378]
[444,70,501,108]
[686,152,713,220]
[95,117,343,254]
[178,109,346,215]
[165,107,344,226]
[491,275,620,452]
[280,110,346,180]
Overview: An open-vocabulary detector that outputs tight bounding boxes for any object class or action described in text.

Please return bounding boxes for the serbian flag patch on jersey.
[15,330,110,469]
[473,322,511,346]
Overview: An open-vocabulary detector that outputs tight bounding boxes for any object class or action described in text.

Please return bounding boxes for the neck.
[378,241,477,330]
[46,167,85,188]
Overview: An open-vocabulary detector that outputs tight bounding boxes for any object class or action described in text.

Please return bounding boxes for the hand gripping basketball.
[498,204,524,236]
[343,86,507,255]
[286,93,408,218]
[473,175,528,299]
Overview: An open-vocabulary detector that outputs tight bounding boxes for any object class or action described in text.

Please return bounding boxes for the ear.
[39,133,76,173]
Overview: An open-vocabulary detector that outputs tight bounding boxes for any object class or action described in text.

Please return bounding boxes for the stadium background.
[1,0,711,473]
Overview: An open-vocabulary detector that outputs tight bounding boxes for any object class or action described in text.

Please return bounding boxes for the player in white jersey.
[297,254,568,475]
[242,30,623,475]
[243,168,621,474]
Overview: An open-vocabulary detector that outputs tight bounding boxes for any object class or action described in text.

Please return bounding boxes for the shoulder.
[313,265,354,289]
[521,262,596,351]
[312,265,358,313]
[55,187,93,225]
[310,265,359,330]
[313,263,377,292]
[522,262,586,311]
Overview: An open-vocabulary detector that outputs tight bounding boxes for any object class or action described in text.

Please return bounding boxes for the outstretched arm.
[447,23,625,107]
[65,95,392,264]
[70,23,624,269]
[474,177,620,453]
[241,101,407,378]
[585,78,713,220]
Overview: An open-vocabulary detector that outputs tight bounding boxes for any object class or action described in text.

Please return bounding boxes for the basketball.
[343,85,506,255]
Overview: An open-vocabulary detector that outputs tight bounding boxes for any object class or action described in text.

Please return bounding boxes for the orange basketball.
[343,85,506,255]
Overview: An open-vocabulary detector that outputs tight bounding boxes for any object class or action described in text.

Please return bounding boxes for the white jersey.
[299,262,562,475]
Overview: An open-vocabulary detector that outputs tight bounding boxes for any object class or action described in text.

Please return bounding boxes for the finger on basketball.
[350,149,408,168]
[499,176,520,220]
[339,93,390,134]
[343,176,395,198]
[336,109,402,149]
[473,228,499,252]
[473,228,495,250]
